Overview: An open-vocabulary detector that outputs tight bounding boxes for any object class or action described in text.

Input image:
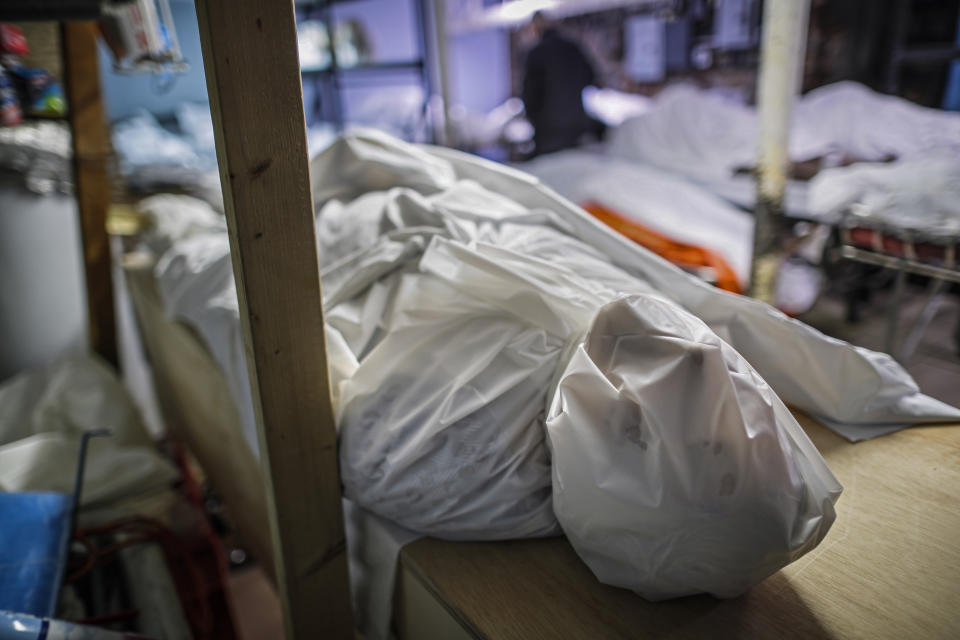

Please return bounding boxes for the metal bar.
[432,0,454,146]
[837,245,960,284]
[411,0,435,142]
[321,4,345,131]
[751,0,811,303]
[67,430,112,538]
[837,243,960,360]
[897,45,960,64]
[899,278,947,363]
[302,60,426,73]
[885,267,908,356]
[0,0,102,21]
[885,0,911,93]
[62,429,111,610]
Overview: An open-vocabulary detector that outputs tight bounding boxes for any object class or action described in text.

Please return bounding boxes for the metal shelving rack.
[885,0,960,95]
[296,0,436,140]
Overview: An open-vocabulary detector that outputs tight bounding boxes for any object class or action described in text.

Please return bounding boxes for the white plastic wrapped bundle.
[144,131,960,607]
[337,272,562,539]
[334,232,840,597]
[808,152,960,237]
[0,356,179,524]
[548,296,840,600]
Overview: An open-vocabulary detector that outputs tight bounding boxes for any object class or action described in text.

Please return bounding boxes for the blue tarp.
[0,492,71,617]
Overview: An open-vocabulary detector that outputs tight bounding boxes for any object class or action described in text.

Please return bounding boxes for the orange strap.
[582,201,744,294]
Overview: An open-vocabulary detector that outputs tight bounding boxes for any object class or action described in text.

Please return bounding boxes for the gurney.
[520,82,960,315]
[810,153,960,361]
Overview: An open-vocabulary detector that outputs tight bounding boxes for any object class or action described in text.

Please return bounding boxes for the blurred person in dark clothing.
[522,12,601,157]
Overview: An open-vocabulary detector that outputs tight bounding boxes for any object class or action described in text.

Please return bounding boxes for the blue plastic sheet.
[0,492,71,617]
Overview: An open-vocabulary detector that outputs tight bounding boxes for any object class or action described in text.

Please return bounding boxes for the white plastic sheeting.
[809,152,960,237]
[795,82,960,162]
[139,193,226,256]
[519,149,755,287]
[581,86,653,127]
[607,81,960,215]
[336,262,562,540]
[608,84,749,177]
[406,236,838,599]
[140,131,959,612]
[520,149,827,313]
[605,84,816,213]
[112,110,212,176]
[0,356,178,525]
[548,296,838,599]
[0,121,73,195]
[610,81,960,179]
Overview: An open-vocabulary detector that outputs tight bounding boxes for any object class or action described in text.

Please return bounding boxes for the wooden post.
[193,1,354,638]
[751,0,810,303]
[61,22,118,368]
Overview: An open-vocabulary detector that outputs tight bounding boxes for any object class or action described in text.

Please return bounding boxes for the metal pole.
[432,0,454,146]
[885,0,911,94]
[67,430,112,538]
[751,0,810,303]
[899,277,946,363]
[885,267,908,356]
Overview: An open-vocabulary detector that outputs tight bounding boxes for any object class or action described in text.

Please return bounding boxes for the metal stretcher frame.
[836,227,960,362]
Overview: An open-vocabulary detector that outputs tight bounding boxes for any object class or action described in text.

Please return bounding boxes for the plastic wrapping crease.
[548,296,839,599]
[0,356,179,525]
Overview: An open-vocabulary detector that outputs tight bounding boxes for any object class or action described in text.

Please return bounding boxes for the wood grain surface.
[62,22,117,368]
[401,413,960,639]
[14,22,62,79]
[193,1,354,637]
[124,255,274,581]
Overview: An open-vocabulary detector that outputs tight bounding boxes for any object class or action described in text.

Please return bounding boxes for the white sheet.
[0,120,73,195]
[582,86,653,127]
[0,356,179,526]
[796,82,960,162]
[519,149,755,287]
[808,152,960,237]
[607,83,831,183]
[607,81,960,217]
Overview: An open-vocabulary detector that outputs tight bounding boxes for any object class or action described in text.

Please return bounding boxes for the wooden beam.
[61,21,118,368]
[193,1,354,638]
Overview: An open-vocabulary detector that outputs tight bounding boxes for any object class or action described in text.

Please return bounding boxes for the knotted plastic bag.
[547,295,842,600]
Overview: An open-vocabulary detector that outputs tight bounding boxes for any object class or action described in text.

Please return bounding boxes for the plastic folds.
[146,131,960,603]
[548,296,840,600]
[336,234,841,597]
[337,271,561,540]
